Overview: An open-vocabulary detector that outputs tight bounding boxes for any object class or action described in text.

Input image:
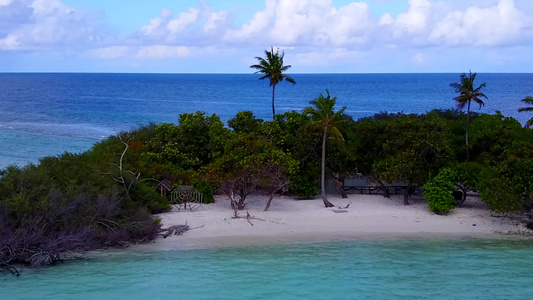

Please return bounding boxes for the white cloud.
[141,8,173,37]
[225,0,375,47]
[90,46,129,60]
[0,0,107,50]
[392,0,431,37]
[411,53,428,65]
[0,35,19,50]
[166,7,199,35]
[0,0,532,72]
[428,0,528,46]
[202,9,228,33]
[30,0,72,15]
[379,13,394,26]
[138,3,229,45]
[224,0,276,42]
[136,45,191,59]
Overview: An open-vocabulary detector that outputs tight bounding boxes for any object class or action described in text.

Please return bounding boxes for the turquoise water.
[2,238,532,299]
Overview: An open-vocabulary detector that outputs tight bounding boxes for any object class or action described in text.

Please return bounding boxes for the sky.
[0,0,532,73]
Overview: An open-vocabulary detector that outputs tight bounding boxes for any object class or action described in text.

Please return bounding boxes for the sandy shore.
[146,194,528,250]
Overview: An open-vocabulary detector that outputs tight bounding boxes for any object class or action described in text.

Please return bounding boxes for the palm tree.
[518,96,533,128]
[450,71,487,160]
[250,47,296,119]
[304,90,346,208]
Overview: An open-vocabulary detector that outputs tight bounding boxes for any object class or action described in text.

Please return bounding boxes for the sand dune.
[149,194,528,250]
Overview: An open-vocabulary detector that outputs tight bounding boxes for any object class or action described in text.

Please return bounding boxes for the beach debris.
[331,209,348,213]
[227,210,269,226]
[159,224,190,238]
[337,203,351,209]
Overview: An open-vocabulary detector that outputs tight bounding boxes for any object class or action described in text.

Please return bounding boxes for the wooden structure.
[171,185,203,211]
[156,179,173,197]
[343,185,417,195]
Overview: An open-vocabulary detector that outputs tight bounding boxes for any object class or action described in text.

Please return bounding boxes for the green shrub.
[423,168,457,214]
[289,166,318,199]
[130,182,171,214]
[191,178,215,203]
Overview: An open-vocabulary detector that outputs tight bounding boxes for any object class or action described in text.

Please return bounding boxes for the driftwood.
[158,224,205,238]
[159,225,190,238]
[225,210,285,227]
[337,203,351,209]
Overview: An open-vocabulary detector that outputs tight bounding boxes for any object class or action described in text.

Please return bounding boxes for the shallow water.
[2,238,532,299]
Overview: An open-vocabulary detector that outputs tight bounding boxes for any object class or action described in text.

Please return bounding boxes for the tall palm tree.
[250,47,296,119]
[518,96,533,128]
[450,71,488,160]
[304,90,346,208]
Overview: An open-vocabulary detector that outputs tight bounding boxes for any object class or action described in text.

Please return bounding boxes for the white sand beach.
[149,194,528,250]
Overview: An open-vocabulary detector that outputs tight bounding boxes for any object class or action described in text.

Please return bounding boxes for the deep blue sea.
[2,239,533,299]
[1,73,532,168]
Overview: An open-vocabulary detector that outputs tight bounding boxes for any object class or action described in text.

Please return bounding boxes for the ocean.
[1,73,532,168]
[2,238,533,299]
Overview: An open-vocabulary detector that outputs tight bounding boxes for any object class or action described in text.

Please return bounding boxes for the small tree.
[259,148,298,211]
[207,134,294,212]
[375,116,453,205]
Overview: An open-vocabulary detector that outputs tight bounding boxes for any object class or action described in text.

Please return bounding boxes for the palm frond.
[451,71,487,111]
[521,96,533,104]
[526,118,533,128]
[328,125,344,141]
[284,76,296,85]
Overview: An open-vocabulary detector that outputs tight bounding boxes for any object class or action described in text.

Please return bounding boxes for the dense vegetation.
[2,88,533,274]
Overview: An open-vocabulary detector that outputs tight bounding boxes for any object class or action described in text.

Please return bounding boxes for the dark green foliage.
[425,109,475,161]
[374,115,453,204]
[228,111,264,134]
[423,168,457,214]
[477,142,533,213]
[144,111,228,175]
[454,162,482,190]
[0,150,161,272]
[470,112,525,163]
[267,111,321,197]
[289,164,319,199]
[190,177,216,204]
[205,132,297,209]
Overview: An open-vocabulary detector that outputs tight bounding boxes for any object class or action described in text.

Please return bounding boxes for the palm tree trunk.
[403,183,412,205]
[271,84,276,119]
[466,100,471,161]
[321,125,335,208]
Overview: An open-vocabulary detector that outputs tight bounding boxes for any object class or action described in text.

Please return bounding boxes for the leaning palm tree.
[250,47,296,119]
[304,90,346,208]
[518,96,533,128]
[450,71,488,160]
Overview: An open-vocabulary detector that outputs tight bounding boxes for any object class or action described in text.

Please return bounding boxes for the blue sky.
[0,0,532,73]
